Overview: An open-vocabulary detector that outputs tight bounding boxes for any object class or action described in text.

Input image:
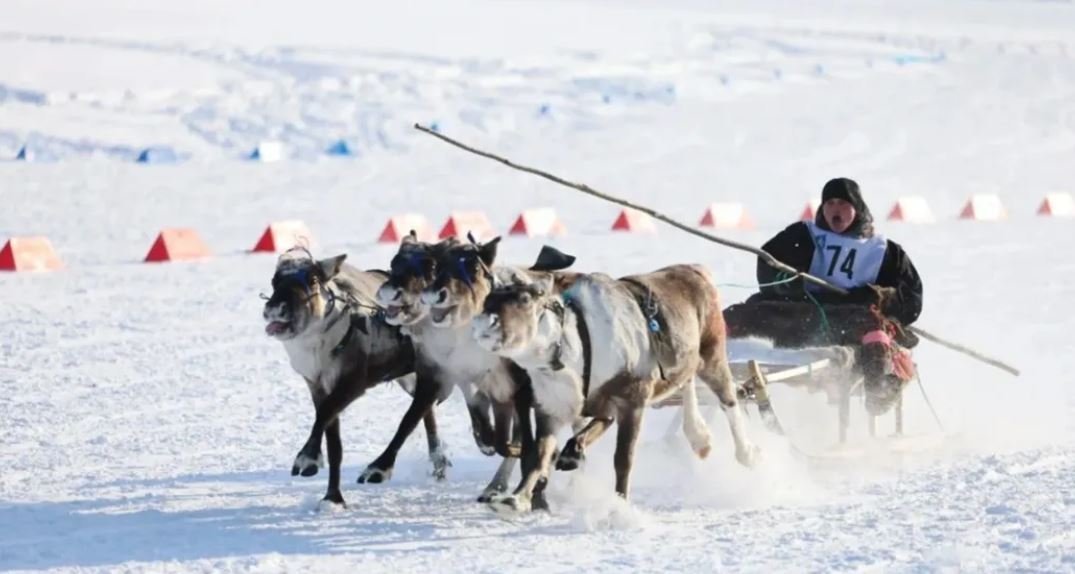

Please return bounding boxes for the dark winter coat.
[753,180,923,326]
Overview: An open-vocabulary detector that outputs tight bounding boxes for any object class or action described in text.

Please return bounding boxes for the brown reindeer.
[471,264,759,513]
[262,247,446,507]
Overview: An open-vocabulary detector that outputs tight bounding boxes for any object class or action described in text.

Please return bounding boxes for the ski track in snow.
[2,0,1075,572]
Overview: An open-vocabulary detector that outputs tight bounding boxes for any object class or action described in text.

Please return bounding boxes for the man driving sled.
[727,177,923,415]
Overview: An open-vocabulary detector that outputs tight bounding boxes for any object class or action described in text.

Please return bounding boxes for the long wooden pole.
[414,123,1020,377]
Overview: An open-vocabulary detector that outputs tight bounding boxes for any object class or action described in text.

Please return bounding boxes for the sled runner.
[655,299,931,457]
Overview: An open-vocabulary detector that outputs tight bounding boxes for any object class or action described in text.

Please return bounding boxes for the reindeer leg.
[322,419,346,506]
[476,401,521,503]
[613,407,643,499]
[480,382,531,503]
[293,380,363,478]
[679,376,713,459]
[461,383,497,456]
[514,386,551,512]
[359,368,441,484]
[556,416,613,471]
[478,457,517,503]
[292,382,327,477]
[699,358,760,468]
[422,409,450,481]
[490,412,559,515]
[491,400,522,459]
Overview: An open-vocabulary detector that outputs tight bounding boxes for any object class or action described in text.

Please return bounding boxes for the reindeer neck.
[399,314,434,341]
[319,303,354,354]
[282,303,355,386]
[519,302,589,382]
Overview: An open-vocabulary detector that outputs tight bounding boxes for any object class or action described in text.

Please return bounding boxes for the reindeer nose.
[420,287,447,306]
[263,300,288,319]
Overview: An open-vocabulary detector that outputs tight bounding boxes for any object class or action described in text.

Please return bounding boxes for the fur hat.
[816,177,874,237]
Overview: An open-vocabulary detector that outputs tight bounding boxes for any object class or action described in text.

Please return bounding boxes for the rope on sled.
[915,369,946,433]
[716,272,834,339]
[716,273,801,290]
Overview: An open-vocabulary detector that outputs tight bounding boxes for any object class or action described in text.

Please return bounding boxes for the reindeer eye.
[519,292,532,304]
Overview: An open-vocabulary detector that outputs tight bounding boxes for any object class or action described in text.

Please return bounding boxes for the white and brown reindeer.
[358,234,503,487]
[366,233,576,505]
[471,264,760,513]
[262,247,449,507]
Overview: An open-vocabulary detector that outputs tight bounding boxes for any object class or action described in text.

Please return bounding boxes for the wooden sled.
[654,296,938,460]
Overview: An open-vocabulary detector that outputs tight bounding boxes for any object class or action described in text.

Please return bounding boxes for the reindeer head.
[471,275,559,358]
[420,236,501,328]
[263,247,347,340]
[868,284,898,313]
[376,233,460,327]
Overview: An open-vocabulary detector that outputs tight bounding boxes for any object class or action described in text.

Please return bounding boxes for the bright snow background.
[1,1,1073,572]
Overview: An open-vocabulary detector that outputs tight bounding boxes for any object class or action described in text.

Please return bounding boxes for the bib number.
[824,245,858,281]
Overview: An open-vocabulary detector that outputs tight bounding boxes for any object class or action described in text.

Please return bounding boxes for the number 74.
[825,245,857,280]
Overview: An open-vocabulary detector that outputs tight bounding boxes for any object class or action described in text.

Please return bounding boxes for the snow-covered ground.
[2,1,1074,572]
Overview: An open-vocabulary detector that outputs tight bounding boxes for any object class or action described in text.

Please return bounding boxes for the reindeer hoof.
[474,432,497,457]
[555,451,583,472]
[489,494,530,515]
[736,444,761,468]
[696,443,712,460]
[556,439,584,471]
[357,466,392,484]
[430,448,452,482]
[476,483,507,503]
[532,492,550,512]
[292,451,323,477]
[320,490,347,509]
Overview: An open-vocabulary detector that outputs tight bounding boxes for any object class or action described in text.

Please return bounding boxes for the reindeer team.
[262,232,759,513]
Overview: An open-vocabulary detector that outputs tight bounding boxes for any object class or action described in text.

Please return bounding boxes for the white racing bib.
[805,222,888,291]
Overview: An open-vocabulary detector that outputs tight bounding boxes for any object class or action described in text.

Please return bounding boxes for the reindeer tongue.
[265,321,289,335]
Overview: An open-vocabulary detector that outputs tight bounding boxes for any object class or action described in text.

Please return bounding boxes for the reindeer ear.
[317,254,347,279]
[478,236,501,267]
[530,245,576,271]
[870,285,897,311]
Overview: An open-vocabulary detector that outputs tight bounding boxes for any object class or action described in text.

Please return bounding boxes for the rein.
[549,295,593,405]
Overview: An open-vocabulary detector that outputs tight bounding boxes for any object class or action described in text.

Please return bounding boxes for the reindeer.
[353,234,498,487]
[261,247,448,507]
[471,264,760,513]
[367,233,574,506]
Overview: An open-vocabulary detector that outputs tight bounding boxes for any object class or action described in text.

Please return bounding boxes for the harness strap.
[564,297,593,402]
[331,312,361,357]
[619,277,669,382]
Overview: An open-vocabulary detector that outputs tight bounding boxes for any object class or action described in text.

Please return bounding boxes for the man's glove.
[847,284,897,310]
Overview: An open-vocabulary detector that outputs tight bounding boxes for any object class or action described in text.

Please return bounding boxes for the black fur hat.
[816,177,874,237]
